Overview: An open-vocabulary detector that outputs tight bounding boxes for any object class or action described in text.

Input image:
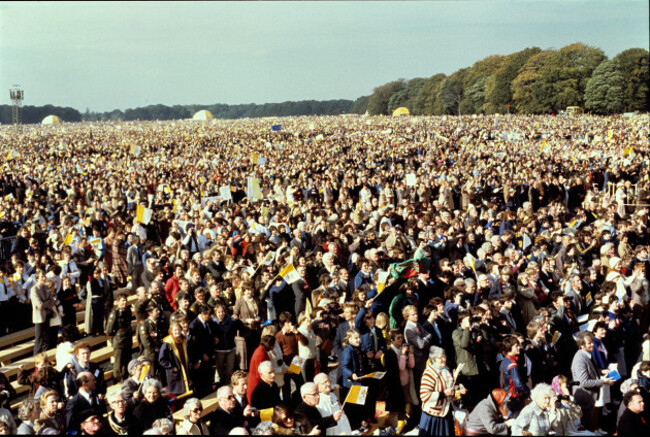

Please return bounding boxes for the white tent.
[42,115,61,124]
[192,110,214,121]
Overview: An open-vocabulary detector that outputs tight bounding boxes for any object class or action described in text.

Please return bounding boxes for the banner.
[200,196,221,208]
[271,124,282,131]
[136,205,153,225]
[247,177,262,200]
[288,356,305,374]
[406,173,417,186]
[279,263,301,284]
[343,384,368,405]
[220,185,233,201]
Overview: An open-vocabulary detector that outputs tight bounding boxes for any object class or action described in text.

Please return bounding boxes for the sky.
[1,1,648,113]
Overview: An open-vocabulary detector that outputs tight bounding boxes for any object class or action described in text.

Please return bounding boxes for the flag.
[288,356,305,374]
[522,234,532,250]
[136,205,153,224]
[343,385,368,405]
[376,271,390,294]
[271,124,282,131]
[89,238,103,251]
[261,251,275,266]
[138,364,151,384]
[280,263,300,284]
[360,371,386,380]
[305,298,313,318]
[247,177,262,200]
[406,173,417,186]
[389,259,420,280]
[251,153,268,165]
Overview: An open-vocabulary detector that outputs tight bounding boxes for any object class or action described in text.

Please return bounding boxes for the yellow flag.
[63,234,73,245]
[287,356,305,374]
[343,385,368,405]
[305,298,312,318]
[279,263,300,284]
[260,408,274,422]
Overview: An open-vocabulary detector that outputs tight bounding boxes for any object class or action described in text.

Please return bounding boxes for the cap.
[78,409,99,425]
[491,388,509,406]
[127,359,139,374]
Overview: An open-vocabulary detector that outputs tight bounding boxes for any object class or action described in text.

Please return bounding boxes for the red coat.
[247,345,270,404]
[164,276,180,310]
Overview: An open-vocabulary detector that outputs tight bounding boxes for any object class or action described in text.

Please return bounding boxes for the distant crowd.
[0,112,649,435]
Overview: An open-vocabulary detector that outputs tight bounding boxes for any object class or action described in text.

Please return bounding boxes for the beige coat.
[31,284,56,325]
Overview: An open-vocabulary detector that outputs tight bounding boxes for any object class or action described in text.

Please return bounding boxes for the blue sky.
[1,1,648,112]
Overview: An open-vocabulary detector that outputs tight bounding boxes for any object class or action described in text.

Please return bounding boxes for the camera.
[567,380,580,388]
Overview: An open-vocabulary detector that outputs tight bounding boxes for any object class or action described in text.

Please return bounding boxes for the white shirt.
[316,392,352,435]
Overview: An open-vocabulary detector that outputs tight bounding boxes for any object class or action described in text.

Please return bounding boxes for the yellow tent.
[392,107,410,117]
[192,110,214,121]
[42,115,61,124]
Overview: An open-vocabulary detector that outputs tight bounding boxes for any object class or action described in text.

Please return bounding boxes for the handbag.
[235,330,247,370]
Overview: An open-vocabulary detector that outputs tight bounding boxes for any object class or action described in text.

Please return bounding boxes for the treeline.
[0,104,81,124]
[358,43,649,116]
[83,99,354,122]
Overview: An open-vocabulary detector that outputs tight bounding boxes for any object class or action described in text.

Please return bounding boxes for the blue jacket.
[591,337,609,370]
[339,344,364,388]
[214,314,244,350]
[499,355,530,398]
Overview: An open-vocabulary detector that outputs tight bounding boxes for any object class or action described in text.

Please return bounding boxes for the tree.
[614,48,650,112]
[412,74,446,115]
[387,77,426,114]
[350,96,369,114]
[437,69,468,115]
[366,80,406,115]
[484,47,541,113]
[584,59,626,114]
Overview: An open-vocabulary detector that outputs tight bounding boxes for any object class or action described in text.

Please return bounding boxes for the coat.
[339,344,364,389]
[465,394,509,435]
[176,418,210,435]
[383,346,407,413]
[571,349,604,405]
[404,320,432,374]
[247,345,270,404]
[295,401,338,434]
[158,336,191,395]
[452,327,480,376]
[30,284,57,325]
[512,401,551,436]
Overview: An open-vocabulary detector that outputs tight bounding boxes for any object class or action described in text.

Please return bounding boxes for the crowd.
[0,112,649,435]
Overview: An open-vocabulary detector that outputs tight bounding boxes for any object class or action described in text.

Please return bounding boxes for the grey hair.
[106,389,125,404]
[300,382,318,397]
[428,345,446,362]
[18,398,39,422]
[465,278,476,288]
[216,385,233,400]
[183,398,203,418]
[151,418,174,434]
[530,383,554,402]
[620,378,639,395]
[313,373,329,385]
[141,378,163,395]
[258,360,273,374]
[0,408,17,434]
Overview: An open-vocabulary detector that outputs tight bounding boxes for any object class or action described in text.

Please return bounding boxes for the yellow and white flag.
[251,153,268,165]
[305,298,313,318]
[343,385,368,405]
[280,263,301,284]
[376,271,390,294]
[260,407,274,422]
[220,185,233,201]
[288,356,305,374]
[247,177,262,200]
[136,205,153,225]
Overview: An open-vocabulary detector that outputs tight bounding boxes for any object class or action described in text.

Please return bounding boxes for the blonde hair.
[262,325,278,337]
[375,312,389,330]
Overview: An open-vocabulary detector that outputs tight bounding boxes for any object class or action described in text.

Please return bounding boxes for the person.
[246,335,275,403]
[464,388,513,435]
[512,383,554,436]
[548,375,594,436]
[313,372,353,435]
[295,382,343,434]
[0,371,16,410]
[34,389,65,435]
[231,370,260,427]
[176,397,210,435]
[499,335,530,417]
[63,342,106,399]
[105,292,134,382]
[138,303,164,376]
[132,379,173,435]
[31,270,60,355]
[16,398,40,435]
[77,409,106,436]
[452,311,480,409]
[214,303,243,388]
[208,385,251,435]
[0,409,17,435]
[404,304,432,394]
[188,303,218,397]
[83,266,109,336]
[571,331,615,433]
[275,311,307,402]
[618,391,650,435]
[270,403,316,435]
[419,346,466,436]
[383,329,413,420]
[65,371,107,433]
[250,361,282,411]
[106,390,133,435]
[339,328,368,430]
[158,321,192,396]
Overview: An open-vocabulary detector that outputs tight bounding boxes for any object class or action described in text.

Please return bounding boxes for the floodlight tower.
[9,84,24,125]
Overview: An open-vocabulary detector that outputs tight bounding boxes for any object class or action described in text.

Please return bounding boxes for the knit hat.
[609,257,622,269]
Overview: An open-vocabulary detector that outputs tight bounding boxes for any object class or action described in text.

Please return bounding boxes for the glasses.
[224,395,236,400]
[111,400,126,405]
[191,408,203,413]
[306,392,320,397]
